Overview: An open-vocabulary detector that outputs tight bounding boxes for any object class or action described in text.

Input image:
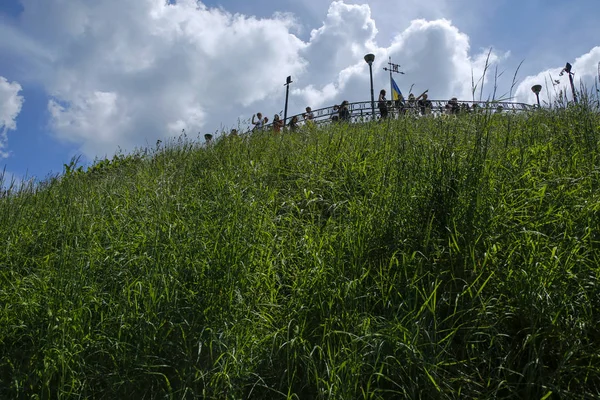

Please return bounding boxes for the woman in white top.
[303,107,314,120]
[252,112,264,131]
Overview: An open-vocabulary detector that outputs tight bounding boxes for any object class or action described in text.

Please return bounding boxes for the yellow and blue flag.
[391,77,403,101]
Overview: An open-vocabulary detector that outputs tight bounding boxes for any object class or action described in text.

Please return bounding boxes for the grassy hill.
[1,108,599,399]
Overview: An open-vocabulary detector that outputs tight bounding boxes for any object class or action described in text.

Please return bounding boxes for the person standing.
[378,89,389,119]
[252,112,264,131]
[445,98,460,115]
[272,114,284,132]
[302,106,315,128]
[395,95,406,115]
[417,92,432,115]
[288,115,300,131]
[406,90,428,115]
[406,94,417,114]
[303,107,314,120]
[339,101,351,122]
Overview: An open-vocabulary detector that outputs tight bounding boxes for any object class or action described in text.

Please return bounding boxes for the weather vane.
[383,58,404,75]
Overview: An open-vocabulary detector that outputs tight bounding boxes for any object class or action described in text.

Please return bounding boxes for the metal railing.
[254,99,533,132]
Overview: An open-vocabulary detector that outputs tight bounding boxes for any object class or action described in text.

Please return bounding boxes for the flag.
[391,77,403,101]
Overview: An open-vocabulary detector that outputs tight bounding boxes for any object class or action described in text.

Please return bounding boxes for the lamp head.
[531,84,542,95]
[364,53,375,65]
[564,62,572,73]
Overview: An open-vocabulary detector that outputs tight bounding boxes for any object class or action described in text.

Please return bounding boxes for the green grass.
[1,107,599,399]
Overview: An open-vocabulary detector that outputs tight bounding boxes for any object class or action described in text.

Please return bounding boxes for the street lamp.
[531,84,542,107]
[283,76,293,128]
[559,62,578,104]
[364,53,376,120]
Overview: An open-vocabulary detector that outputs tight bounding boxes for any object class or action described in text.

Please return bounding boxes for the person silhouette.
[418,92,432,115]
[445,98,460,115]
[339,101,351,121]
[378,89,389,119]
[288,115,299,131]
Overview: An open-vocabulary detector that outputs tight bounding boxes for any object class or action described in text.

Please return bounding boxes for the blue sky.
[0,0,599,184]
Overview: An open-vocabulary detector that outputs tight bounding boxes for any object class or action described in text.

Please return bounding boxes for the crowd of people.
[241,91,493,136]
[377,89,482,118]
[249,106,320,133]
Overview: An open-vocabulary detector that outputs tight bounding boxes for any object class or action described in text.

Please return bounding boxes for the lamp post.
[531,84,542,108]
[283,76,293,128]
[364,53,376,120]
[559,62,578,104]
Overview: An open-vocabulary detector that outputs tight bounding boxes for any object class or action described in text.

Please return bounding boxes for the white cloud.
[0,19,56,65]
[289,1,378,108]
[292,83,338,108]
[383,19,493,101]
[292,14,505,109]
[515,46,600,106]
[19,0,308,157]
[0,76,24,158]
[13,0,596,160]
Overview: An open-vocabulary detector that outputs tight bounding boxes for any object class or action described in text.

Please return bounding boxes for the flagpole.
[388,57,393,102]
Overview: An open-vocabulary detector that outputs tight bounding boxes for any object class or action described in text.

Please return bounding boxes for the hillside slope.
[1,109,600,399]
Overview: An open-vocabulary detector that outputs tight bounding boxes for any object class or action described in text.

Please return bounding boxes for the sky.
[1,0,599,183]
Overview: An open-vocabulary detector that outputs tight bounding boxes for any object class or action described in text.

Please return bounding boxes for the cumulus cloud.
[18,0,307,157]
[292,13,505,110]
[382,19,503,101]
[515,47,600,106]
[8,0,569,160]
[0,76,24,158]
[289,1,378,108]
